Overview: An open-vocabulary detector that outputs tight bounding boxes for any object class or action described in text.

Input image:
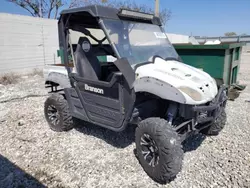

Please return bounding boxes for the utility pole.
[39,0,43,17]
[155,0,160,17]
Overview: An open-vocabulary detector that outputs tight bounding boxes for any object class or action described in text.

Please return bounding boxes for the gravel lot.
[0,52,250,187]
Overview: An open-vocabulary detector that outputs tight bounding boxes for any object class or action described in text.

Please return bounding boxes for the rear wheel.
[135,118,183,184]
[44,94,73,132]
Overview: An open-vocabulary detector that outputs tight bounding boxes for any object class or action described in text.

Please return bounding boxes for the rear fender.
[45,72,71,88]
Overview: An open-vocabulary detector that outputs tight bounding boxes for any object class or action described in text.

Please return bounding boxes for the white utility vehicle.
[43,5,227,184]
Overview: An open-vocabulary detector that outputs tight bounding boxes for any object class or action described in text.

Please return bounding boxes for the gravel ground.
[0,55,250,187]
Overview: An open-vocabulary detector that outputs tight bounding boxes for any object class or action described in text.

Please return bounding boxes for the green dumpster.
[174,43,245,87]
[174,43,246,100]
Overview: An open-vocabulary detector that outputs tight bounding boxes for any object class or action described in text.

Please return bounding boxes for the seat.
[74,37,101,80]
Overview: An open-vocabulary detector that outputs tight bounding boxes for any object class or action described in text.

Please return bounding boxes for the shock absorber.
[166,102,178,126]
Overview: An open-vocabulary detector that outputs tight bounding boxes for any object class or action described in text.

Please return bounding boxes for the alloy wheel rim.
[140,134,159,167]
[47,105,60,126]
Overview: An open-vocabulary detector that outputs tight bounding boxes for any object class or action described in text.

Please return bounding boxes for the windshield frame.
[100,18,179,65]
[99,19,122,59]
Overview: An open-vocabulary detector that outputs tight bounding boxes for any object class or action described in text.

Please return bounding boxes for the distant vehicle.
[204,40,221,45]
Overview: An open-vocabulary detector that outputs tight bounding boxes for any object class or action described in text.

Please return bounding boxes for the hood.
[134,57,218,104]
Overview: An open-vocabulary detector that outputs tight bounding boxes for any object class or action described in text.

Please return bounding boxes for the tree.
[69,0,171,25]
[7,0,64,19]
[7,0,171,23]
[224,32,237,37]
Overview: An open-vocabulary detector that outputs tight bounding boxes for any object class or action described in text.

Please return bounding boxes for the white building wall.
[0,13,60,74]
[0,13,191,74]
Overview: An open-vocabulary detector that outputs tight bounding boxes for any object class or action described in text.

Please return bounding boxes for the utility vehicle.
[43,5,227,183]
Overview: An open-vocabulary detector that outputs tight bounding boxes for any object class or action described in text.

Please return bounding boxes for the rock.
[0,110,8,119]
[21,75,29,79]
[0,119,6,123]
[18,120,25,126]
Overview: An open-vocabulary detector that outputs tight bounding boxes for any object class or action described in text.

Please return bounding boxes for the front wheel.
[135,118,183,184]
[200,108,227,136]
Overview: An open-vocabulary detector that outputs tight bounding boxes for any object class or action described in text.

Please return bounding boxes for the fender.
[46,72,71,88]
[134,77,187,104]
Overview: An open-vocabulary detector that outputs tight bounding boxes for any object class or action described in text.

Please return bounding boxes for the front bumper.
[193,85,227,124]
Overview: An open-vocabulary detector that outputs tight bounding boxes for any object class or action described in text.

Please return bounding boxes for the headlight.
[178,86,202,101]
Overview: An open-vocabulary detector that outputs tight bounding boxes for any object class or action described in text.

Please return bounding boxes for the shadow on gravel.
[182,133,206,152]
[74,120,136,148]
[74,119,207,151]
[0,154,46,188]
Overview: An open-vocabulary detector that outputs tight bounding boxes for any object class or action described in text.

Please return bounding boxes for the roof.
[59,5,162,27]
[60,5,119,20]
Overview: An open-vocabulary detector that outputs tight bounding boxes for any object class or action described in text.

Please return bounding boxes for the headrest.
[78,37,92,53]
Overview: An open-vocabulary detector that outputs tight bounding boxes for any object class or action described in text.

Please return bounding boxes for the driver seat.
[74,37,101,81]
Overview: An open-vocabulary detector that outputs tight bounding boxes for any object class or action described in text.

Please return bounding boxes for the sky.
[0,0,249,36]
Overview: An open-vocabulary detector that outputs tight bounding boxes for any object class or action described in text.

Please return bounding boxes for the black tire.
[135,118,183,184]
[200,108,227,136]
[44,94,73,132]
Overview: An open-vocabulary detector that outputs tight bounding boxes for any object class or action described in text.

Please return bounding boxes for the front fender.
[133,77,187,104]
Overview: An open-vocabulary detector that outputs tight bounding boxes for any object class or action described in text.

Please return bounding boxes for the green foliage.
[224,32,237,37]
[0,73,20,85]
[69,0,171,25]
[8,0,171,24]
[7,0,64,18]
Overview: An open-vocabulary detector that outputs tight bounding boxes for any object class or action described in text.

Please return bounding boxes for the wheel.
[135,118,183,184]
[44,94,73,132]
[200,108,227,136]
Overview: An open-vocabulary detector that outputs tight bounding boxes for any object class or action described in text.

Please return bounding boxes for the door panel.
[64,88,89,121]
[77,88,123,128]
[75,81,123,129]
[77,81,119,100]
[66,73,135,132]
[80,91,120,111]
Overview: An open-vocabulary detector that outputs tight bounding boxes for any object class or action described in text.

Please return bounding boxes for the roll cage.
[54,5,163,131]
[58,5,162,73]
